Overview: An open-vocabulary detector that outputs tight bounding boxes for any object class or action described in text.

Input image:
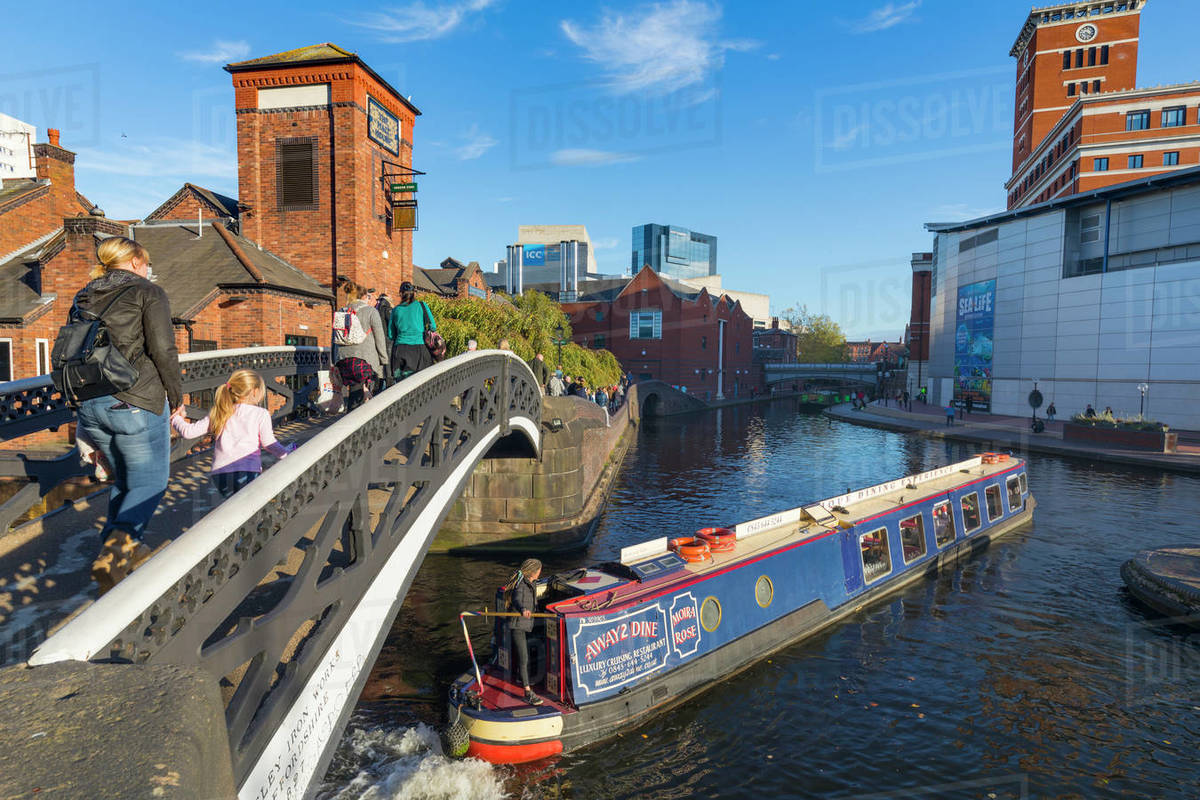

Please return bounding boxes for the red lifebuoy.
[981,452,1000,464]
[670,536,711,562]
[696,527,736,552]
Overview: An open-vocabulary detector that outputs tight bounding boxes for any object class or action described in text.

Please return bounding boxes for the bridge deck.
[0,414,336,667]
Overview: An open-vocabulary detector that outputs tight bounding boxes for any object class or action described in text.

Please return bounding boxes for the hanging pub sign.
[367,95,400,155]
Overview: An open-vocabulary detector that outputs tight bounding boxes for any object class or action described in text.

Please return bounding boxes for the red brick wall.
[563,270,756,400]
[0,143,90,256]
[232,61,416,295]
[151,192,228,223]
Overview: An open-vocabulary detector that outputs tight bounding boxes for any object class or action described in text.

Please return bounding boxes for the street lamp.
[553,322,569,368]
[1137,382,1149,418]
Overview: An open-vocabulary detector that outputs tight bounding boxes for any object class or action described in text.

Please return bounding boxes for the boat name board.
[735,507,803,538]
[567,591,702,700]
[819,460,980,511]
[621,537,668,564]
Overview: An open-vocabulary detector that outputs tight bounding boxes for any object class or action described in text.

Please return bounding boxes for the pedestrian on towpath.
[1085,403,1097,418]
[171,369,294,499]
[965,395,974,416]
[71,236,182,593]
[505,558,544,706]
[1046,401,1057,421]
[548,370,566,397]
[388,281,436,381]
[334,282,388,410]
[945,404,955,426]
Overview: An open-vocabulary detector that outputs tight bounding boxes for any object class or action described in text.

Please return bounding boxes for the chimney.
[47,128,61,147]
[33,131,77,224]
[771,317,779,329]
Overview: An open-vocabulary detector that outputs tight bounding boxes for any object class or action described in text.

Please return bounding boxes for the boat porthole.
[700,596,722,631]
[755,575,774,608]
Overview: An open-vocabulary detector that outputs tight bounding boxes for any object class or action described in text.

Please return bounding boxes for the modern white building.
[678,274,771,329]
[924,165,1200,429]
[0,113,36,179]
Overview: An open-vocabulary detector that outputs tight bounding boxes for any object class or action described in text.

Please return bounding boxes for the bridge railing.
[29,351,542,798]
[0,346,330,532]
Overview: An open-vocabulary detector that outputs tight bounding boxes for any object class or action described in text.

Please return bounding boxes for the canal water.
[317,401,1200,799]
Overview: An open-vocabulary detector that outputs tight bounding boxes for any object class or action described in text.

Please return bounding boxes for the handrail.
[27,350,542,794]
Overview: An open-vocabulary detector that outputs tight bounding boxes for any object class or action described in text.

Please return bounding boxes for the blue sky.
[4,0,1198,338]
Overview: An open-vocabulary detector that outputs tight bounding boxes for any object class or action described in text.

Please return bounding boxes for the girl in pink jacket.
[171,369,293,498]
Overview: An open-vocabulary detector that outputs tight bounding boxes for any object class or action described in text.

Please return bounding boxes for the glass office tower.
[632,224,717,281]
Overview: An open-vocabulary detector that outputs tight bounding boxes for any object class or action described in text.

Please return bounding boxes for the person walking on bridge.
[505,558,544,706]
[70,237,182,592]
[388,281,437,380]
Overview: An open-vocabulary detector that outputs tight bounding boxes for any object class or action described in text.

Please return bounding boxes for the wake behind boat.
[447,454,1035,763]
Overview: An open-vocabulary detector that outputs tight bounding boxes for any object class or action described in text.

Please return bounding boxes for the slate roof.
[130,222,329,318]
[0,178,46,210]
[0,229,64,322]
[146,183,240,221]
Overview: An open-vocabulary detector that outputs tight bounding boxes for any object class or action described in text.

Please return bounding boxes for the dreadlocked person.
[505,558,544,706]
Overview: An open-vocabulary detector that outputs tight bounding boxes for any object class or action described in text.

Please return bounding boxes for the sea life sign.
[568,592,702,700]
[954,279,995,411]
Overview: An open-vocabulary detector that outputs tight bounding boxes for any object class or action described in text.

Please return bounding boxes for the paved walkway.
[827,399,1200,475]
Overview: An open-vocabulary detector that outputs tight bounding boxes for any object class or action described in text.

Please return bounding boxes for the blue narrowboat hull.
[449,456,1035,762]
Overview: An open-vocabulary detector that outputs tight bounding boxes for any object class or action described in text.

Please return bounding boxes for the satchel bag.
[420,301,446,361]
[50,286,140,406]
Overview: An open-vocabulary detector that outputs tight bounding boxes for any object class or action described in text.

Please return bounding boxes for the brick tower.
[226,44,421,292]
[1009,1,1143,171]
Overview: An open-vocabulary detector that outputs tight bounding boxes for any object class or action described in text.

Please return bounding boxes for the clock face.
[1076,23,1098,42]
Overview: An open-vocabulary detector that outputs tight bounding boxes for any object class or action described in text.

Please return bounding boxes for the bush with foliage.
[421,291,623,389]
[1069,412,1168,432]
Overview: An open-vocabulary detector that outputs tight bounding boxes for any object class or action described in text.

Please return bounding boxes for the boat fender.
[443,706,471,758]
[696,527,737,552]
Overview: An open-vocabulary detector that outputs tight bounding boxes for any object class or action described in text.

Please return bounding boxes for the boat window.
[985,485,1004,521]
[755,575,774,608]
[1006,476,1022,511]
[899,513,926,563]
[859,527,891,583]
[933,501,956,547]
[961,493,982,533]
[1019,473,1027,494]
[700,596,722,631]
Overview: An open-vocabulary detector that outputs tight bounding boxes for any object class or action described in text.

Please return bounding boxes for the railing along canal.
[0,345,331,532]
[22,351,542,798]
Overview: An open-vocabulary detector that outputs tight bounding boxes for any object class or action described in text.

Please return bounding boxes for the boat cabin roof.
[544,455,1023,617]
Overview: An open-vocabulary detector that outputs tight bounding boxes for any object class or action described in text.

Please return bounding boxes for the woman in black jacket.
[73,236,182,591]
[506,558,544,706]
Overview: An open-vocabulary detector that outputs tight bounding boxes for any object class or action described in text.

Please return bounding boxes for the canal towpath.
[827,399,1200,474]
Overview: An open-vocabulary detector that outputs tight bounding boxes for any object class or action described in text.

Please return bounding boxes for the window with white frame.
[629,309,662,340]
[35,338,50,376]
[0,339,11,381]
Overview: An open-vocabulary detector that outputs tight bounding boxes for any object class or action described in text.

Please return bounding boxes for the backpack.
[333,305,368,345]
[50,286,140,406]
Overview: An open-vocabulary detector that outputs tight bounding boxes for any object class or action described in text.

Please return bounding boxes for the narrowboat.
[446,454,1035,763]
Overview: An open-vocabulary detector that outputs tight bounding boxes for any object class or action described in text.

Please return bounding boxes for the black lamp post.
[553,322,569,368]
[1138,382,1148,418]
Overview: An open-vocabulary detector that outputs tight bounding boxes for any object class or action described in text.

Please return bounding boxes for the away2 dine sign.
[568,592,702,700]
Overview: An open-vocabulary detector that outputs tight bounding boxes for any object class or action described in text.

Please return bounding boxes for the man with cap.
[506,557,544,705]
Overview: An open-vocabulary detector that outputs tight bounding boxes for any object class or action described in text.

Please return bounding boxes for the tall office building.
[632,224,717,281]
[497,225,597,299]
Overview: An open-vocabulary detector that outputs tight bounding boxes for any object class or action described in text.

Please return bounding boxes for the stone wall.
[434,393,637,553]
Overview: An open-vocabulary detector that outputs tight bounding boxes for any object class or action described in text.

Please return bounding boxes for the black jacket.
[510,576,537,632]
[72,270,183,413]
[376,298,394,342]
[528,357,550,386]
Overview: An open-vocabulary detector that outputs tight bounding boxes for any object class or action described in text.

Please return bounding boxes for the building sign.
[954,279,995,411]
[523,244,546,265]
[367,95,400,155]
[568,592,704,701]
[468,285,487,298]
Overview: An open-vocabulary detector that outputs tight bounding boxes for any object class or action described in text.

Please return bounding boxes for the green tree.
[781,304,847,363]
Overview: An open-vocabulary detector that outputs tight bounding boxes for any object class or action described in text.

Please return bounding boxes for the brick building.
[415,258,492,300]
[1006,1,1200,208]
[226,44,421,293]
[545,266,755,400]
[752,319,797,363]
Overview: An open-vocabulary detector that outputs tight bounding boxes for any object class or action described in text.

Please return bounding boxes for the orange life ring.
[981,452,1000,464]
[696,526,737,552]
[670,536,711,562]
[994,453,1009,462]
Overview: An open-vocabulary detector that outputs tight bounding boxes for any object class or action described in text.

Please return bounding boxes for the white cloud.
[178,40,251,64]
[549,149,641,167]
[349,0,496,43]
[454,123,498,160]
[766,53,781,61]
[849,1,921,34]
[592,237,619,250]
[561,1,757,94]
[75,137,237,217]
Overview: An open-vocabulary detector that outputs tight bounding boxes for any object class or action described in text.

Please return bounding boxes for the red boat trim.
[466,737,563,764]
[856,464,1022,525]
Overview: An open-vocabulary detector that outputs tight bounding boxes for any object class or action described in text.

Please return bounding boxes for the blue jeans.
[76,397,170,542]
[212,470,257,499]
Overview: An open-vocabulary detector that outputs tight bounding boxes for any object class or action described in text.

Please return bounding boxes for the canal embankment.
[827,400,1200,474]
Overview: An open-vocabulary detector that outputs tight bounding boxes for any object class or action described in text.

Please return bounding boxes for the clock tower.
[1009,1,1144,172]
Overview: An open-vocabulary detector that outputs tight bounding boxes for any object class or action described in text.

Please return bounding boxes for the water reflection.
[327,402,1200,799]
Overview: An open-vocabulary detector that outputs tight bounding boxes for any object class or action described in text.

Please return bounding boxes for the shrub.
[1069,413,1168,432]
[421,292,623,389]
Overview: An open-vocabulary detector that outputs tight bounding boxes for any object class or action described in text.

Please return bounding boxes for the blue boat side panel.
[840,530,865,595]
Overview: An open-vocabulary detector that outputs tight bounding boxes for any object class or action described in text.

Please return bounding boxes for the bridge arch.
[30,351,541,798]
